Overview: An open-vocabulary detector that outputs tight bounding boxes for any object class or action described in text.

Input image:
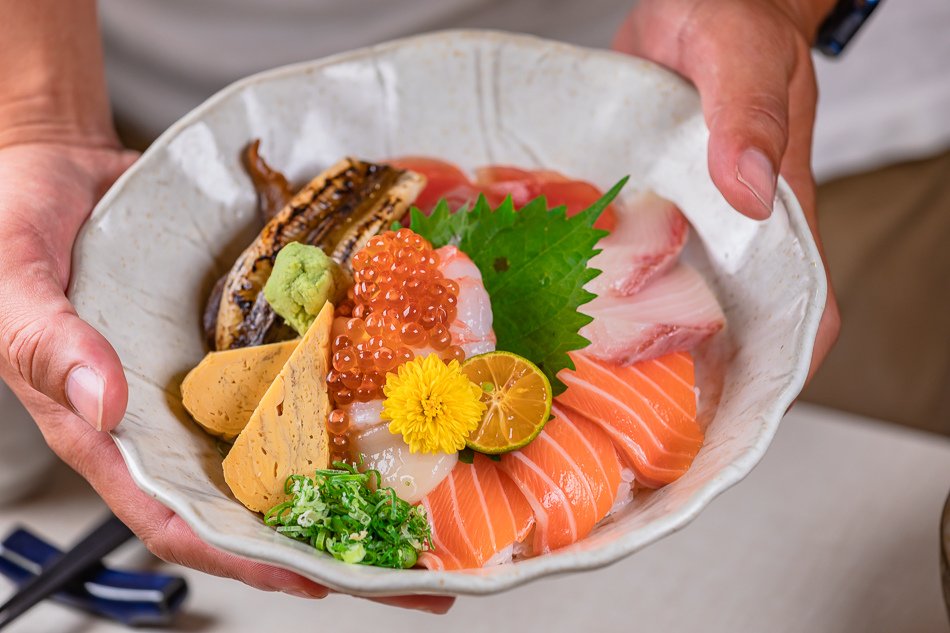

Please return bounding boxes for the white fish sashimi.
[352,424,458,504]
[586,192,689,297]
[581,264,725,365]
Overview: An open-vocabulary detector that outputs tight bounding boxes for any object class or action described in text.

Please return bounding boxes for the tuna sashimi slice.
[586,191,689,297]
[581,263,725,365]
[558,352,703,488]
[498,408,623,555]
[386,157,479,213]
[474,165,617,232]
[387,159,619,230]
[418,454,533,571]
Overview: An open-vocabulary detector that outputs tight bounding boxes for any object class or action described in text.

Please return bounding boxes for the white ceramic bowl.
[70,30,825,596]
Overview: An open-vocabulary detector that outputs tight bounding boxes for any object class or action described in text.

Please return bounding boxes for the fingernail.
[421,605,451,615]
[66,366,105,431]
[737,148,776,218]
[420,599,454,615]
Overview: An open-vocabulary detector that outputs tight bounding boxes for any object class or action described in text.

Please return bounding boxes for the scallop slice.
[353,425,457,504]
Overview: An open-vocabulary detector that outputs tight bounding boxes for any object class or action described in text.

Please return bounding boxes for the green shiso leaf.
[264,463,431,569]
[411,178,627,395]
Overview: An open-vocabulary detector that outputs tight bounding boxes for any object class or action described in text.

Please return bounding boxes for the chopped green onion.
[264,462,432,569]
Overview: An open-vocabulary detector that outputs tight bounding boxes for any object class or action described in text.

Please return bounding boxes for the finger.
[683,14,802,220]
[0,247,127,431]
[0,147,136,432]
[779,49,840,380]
[96,432,452,608]
[43,410,447,608]
[366,595,456,614]
[807,289,840,384]
[46,419,331,597]
[147,513,331,599]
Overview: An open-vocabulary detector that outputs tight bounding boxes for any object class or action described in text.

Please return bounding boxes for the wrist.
[0,0,119,151]
[0,93,119,152]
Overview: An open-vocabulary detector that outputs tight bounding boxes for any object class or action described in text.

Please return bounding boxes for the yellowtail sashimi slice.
[581,264,724,365]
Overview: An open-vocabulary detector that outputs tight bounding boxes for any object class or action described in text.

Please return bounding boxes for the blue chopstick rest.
[0,527,188,627]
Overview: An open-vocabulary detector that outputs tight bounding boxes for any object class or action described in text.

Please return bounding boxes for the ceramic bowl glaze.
[71,30,825,596]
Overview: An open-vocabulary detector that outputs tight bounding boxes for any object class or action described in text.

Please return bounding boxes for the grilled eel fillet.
[214,158,425,351]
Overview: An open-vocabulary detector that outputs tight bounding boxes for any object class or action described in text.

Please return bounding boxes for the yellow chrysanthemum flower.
[381,354,486,454]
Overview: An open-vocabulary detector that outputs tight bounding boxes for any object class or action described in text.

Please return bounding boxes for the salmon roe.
[326,228,467,452]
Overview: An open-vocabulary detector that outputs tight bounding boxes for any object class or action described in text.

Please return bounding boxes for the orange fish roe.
[326,228,467,453]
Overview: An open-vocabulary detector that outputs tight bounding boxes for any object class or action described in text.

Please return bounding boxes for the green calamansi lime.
[460,351,552,454]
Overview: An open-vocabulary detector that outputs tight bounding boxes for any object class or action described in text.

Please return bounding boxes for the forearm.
[0,0,117,148]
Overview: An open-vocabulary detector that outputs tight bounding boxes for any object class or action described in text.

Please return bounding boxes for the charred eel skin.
[243,139,293,224]
[214,158,425,351]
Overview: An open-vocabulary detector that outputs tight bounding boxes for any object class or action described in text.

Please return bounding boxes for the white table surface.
[2,403,949,633]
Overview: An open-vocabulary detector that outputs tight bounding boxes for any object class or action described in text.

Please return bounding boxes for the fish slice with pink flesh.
[586,191,689,297]
[580,263,725,365]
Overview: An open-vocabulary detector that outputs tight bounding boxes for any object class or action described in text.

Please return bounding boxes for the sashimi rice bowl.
[184,148,722,571]
[71,31,825,596]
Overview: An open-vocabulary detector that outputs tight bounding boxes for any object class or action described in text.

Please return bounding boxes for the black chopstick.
[0,513,133,630]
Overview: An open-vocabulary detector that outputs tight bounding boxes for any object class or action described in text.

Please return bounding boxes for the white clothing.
[811,0,950,181]
[99,0,950,182]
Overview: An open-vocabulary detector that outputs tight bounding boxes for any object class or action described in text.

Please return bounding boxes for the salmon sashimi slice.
[418,454,534,571]
[586,192,689,297]
[387,156,479,213]
[546,405,623,520]
[474,165,617,232]
[557,351,703,488]
[498,408,624,555]
[581,263,725,365]
[498,468,535,544]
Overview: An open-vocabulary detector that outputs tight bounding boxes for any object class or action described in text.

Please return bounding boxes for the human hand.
[614,0,841,380]
[0,142,453,613]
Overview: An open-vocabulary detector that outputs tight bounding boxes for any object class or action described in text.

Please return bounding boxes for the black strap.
[816,0,883,57]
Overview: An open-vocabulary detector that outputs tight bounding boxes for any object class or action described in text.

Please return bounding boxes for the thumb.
[1,254,127,432]
[616,4,800,219]
[699,44,791,220]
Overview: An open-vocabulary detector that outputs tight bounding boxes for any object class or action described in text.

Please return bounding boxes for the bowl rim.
[83,28,827,596]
